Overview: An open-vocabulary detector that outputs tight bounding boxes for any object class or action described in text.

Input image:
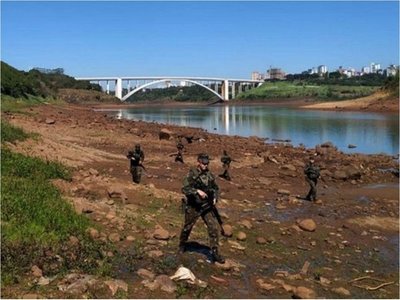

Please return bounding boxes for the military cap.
[197,153,209,164]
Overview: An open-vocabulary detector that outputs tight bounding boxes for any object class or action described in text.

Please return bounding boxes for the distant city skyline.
[2,1,399,78]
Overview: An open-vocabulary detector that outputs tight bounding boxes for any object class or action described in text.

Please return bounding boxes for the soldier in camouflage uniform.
[179,153,225,263]
[175,138,184,163]
[219,150,232,181]
[304,157,320,202]
[127,144,145,184]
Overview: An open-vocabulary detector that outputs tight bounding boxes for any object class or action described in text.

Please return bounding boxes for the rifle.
[200,191,226,236]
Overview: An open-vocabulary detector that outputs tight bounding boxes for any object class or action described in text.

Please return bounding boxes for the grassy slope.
[237,81,378,100]
[1,112,110,284]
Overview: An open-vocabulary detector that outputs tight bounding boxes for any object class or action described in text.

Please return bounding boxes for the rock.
[68,235,80,246]
[37,276,50,286]
[297,219,316,232]
[148,250,164,258]
[137,268,155,280]
[154,275,177,293]
[321,141,334,148]
[239,220,252,229]
[108,233,121,242]
[153,227,170,240]
[277,189,290,196]
[256,279,276,291]
[104,279,128,296]
[126,235,135,242]
[159,128,173,140]
[222,224,233,237]
[236,231,247,241]
[87,227,99,239]
[45,118,55,125]
[58,273,97,295]
[22,294,40,299]
[258,178,272,186]
[211,275,228,285]
[88,168,99,176]
[107,187,128,202]
[31,265,43,277]
[343,165,362,180]
[333,170,348,180]
[332,287,351,296]
[293,286,317,299]
[282,164,296,171]
[256,237,267,244]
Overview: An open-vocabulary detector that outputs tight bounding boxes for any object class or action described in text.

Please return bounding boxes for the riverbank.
[2,102,399,298]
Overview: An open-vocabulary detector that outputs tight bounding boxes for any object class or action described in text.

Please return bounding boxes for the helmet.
[135,144,141,150]
[197,153,209,164]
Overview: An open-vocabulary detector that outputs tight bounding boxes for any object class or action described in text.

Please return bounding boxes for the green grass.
[1,94,63,114]
[1,121,31,143]
[237,81,378,100]
[0,123,110,284]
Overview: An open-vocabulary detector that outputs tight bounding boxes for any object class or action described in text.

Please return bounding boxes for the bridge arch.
[121,79,224,102]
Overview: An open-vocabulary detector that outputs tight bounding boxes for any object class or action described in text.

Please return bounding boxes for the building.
[385,64,398,77]
[251,71,264,81]
[317,65,328,74]
[361,66,370,74]
[370,62,381,73]
[267,68,286,80]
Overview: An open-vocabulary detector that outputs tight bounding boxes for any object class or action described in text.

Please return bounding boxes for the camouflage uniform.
[127,144,145,183]
[219,150,232,180]
[179,154,224,263]
[304,159,320,201]
[175,140,184,163]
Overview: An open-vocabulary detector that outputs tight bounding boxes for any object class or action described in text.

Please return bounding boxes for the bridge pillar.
[106,81,110,94]
[222,79,229,101]
[115,78,123,99]
[231,82,236,99]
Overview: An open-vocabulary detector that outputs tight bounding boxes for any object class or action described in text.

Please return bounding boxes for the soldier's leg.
[179,205,199,249]
[311,179,317,201]
[202,211,224,263]
[305,177,313,200]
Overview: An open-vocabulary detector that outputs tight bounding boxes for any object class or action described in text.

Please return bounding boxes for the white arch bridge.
[75,76,263,101]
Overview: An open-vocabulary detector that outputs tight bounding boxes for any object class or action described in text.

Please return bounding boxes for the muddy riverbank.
[2,102,399,298]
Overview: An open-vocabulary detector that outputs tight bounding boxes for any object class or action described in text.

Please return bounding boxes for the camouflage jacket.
[127,149,144,167]
[304,163,320,179]
[221,155,232,165]
[182,167,219,198]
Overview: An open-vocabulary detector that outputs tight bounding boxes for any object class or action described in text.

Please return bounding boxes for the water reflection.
[102,105,399,155]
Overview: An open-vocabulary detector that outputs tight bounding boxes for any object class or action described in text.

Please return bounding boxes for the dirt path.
[2,103,399,299]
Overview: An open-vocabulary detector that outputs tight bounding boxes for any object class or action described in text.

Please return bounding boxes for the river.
[97,104,399,155]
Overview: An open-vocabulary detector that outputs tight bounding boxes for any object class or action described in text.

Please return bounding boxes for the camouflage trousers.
[130,166,143,183]
[179,203,219,249]
[306,177,318,201]
[220,164,231,180]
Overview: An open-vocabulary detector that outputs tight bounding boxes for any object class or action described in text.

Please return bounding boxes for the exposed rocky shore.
[2,102,399,299]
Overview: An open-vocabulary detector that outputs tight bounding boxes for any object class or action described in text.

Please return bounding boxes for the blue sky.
[1,1,399,78]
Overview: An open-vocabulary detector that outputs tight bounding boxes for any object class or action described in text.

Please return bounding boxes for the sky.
[1,1,399,79]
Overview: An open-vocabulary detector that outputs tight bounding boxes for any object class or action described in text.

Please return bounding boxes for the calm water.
[98,105,399,155]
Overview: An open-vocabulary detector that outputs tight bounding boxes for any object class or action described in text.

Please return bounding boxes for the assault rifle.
[199,190,226,236]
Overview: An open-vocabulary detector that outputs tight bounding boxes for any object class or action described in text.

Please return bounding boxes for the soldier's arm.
[182,170,198,196]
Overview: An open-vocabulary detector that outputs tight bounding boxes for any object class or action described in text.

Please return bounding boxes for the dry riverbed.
[2,102,399,299]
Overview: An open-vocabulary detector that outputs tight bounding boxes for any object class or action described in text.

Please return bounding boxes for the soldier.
[304,157,320,202]
[127,144,145,184]
[179,153,225,263]
[175,138,184,163]
[219,150,232,181]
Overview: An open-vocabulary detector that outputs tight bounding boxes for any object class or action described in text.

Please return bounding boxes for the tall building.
[267,68,286,80]
[361,66,370,74]
[251,71,264,81]
[385,64,398,77]
[317,65,328,74]
[370,62,381,73]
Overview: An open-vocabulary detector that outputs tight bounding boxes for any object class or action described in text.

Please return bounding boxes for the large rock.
[45,118,56,125]
[293,286,317,299]
[107,187,128,203]
[297,219,316,232]
[31,265,43,277]
[332,287,351,296]
[282,164,296,171]
[104,279,128,296]
[222,224,233,237]
[154,275,177,293]
[153,226,170,240]
[277,189,290,196]
[159,128,173,140]
[137,268,155,280]
[236,231,247,241]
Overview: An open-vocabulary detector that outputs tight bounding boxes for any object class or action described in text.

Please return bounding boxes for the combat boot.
[178,242,186,254]
[211,248,225,264]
